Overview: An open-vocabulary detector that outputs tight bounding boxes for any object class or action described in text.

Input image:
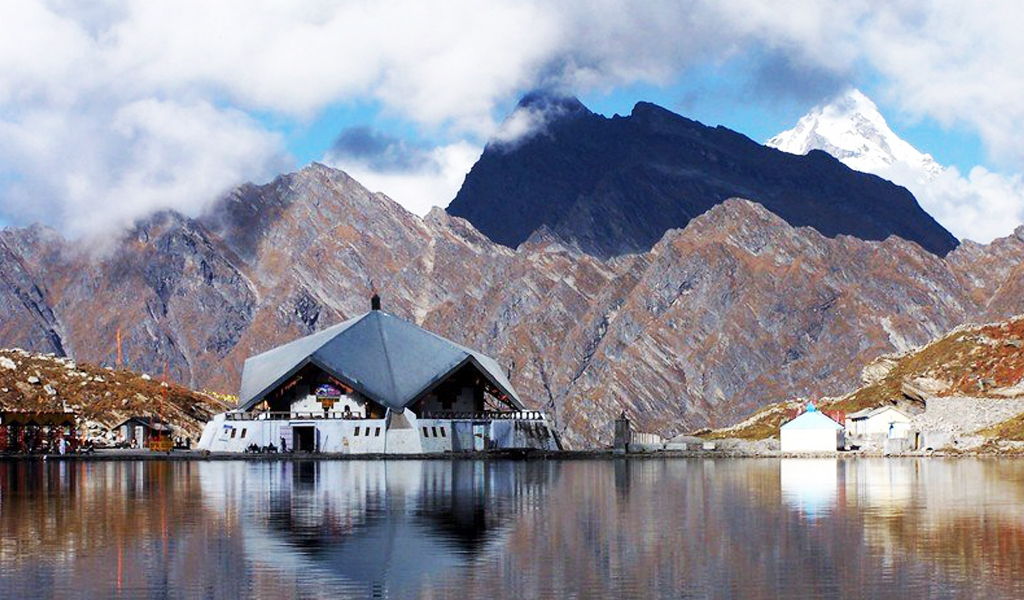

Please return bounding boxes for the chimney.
[370,293,381,311]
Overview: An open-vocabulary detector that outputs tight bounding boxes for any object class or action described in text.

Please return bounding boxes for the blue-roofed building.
[198,295,560,454]
[780,403,845,453]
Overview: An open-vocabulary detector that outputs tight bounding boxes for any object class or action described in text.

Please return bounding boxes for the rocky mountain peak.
[628,100,707,133]
[767,88,943,179]
[682,197,789,235]
[514,90,590,116]
[448,94,958,258]
[129,210,196,243]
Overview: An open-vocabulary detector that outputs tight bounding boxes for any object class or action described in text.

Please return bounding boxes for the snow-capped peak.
[767,88,1024,245]
[767,88,942,180]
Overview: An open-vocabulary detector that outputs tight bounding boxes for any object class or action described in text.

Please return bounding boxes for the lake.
[1,458,1023,599]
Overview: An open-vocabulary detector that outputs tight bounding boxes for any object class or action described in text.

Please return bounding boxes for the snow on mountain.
[768,89,1024,243]
[768,89,942,182]
[449,94,957,257]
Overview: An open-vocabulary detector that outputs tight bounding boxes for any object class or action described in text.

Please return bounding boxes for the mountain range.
[447,92,958,258]
[0,95,1021,447]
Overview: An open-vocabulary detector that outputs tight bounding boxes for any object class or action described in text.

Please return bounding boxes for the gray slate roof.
[237,310,522,412]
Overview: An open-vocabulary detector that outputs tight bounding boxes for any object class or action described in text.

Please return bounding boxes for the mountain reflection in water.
[2,458,1024,599]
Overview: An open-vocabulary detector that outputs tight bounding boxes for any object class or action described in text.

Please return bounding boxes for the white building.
[845,405,912,439]
[780,404,844,453]
[198,296,560,454]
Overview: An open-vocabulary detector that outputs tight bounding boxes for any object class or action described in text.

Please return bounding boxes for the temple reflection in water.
[198,460,552,594]
[4,458,1024,599]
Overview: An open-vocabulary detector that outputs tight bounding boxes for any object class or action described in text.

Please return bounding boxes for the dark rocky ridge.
[447,94,959,258]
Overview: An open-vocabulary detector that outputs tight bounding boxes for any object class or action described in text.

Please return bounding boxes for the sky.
[1,1,1023,242]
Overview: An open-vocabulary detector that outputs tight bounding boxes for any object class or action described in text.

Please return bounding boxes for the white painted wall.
[780,428,842,452]
[289,395,323,415]
[490,419,560,450]
[199,417,388,453]
[862,408,912,437]
[197,411,560,454]
[335,394,367,418]
[287,393,373,418]
[414,418,454,453]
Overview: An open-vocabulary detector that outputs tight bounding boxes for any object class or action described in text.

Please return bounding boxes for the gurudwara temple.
[198,296,560,454]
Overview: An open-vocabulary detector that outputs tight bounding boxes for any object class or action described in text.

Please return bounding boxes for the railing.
[224,410,549,422]
[419,410,547,421]
[224,411,379,421]
[631,432,664,445]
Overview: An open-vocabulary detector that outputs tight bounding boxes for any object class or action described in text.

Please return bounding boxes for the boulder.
[901,376,949,402]
[861,355,899,385]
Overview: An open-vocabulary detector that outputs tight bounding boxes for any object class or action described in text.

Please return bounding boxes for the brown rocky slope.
[0,164,1021,447]
[708,314,1024,448]
[0,348,229,442]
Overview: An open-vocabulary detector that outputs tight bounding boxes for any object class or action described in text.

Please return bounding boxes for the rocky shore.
[10,444,1024,461]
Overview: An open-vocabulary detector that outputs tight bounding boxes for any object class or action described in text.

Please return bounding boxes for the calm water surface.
[1,458,1023,599]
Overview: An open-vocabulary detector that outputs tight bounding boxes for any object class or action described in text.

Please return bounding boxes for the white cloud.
[325,141,481,216]
[487,106,549,148]
[851,157,1024,243]
[861,3,1024,166]
[911,167,1024,244]
[0,99,285,236]
[489,98,585,149]
[1,0,1024,239]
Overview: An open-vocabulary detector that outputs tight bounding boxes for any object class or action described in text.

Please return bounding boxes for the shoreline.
[2,448,1022,461]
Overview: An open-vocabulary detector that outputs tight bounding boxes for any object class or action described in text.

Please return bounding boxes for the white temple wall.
[288,393,369,418]
[384,428,423,454]
[199,416,389,453]
[413,418,454,453]
[289,395,324,416]
[335,394,367,418]
[490,420,559,450]
[197,413,560,453]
